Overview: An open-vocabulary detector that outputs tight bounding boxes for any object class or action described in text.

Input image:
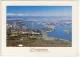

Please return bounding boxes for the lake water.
[48,25,72,41]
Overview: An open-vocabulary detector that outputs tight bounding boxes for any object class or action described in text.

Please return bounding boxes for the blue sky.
[7,6,72,16]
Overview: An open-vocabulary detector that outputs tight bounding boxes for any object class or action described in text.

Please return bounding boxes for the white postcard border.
[1,1,78,57]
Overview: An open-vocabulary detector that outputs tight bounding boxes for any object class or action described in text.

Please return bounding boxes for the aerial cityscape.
[7,6,72,47]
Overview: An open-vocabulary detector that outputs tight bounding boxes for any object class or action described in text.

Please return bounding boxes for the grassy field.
[7,36,71,47]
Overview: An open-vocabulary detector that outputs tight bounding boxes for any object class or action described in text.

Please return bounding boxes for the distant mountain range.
[7,16,72,26]
[7,16,71,20]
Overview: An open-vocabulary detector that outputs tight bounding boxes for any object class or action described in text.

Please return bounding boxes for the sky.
[7,6,72,16]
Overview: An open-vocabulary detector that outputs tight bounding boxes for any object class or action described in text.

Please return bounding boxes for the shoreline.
[44,36,71,42]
